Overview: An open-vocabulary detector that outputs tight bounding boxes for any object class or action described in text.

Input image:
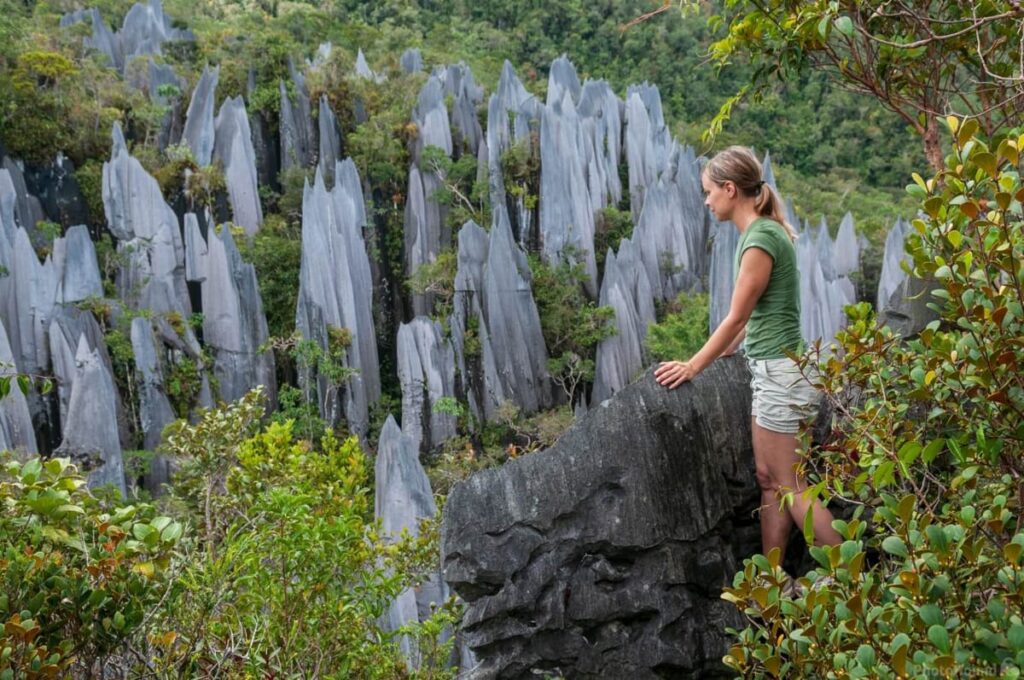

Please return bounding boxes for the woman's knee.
[755,465,775,492]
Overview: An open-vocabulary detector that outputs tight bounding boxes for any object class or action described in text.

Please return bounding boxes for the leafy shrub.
[529,254,615,402]
[645,292,709,362]
[239,214,302,338]
[0,454,182,677]
[594,206,634,271]
[722,122,1024,678]
[407,249,458,323]
[158,388,457,677]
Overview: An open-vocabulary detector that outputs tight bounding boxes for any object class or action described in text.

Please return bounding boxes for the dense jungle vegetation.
[5,0,1019,677]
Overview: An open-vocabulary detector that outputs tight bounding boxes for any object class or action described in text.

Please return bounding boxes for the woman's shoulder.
[750,216,785,232]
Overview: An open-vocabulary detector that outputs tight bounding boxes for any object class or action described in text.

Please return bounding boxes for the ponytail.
[755,182,797,241]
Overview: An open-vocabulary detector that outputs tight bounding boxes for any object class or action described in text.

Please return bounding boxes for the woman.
[654,146,841,567]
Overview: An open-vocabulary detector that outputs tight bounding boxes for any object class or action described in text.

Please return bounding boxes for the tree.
[667,0,1024,171]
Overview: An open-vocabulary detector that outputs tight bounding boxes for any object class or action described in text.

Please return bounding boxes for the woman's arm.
[654,247,772,388]
[722,326,746,356]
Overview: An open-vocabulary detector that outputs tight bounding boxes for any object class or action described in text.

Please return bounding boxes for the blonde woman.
[654,146,841,568]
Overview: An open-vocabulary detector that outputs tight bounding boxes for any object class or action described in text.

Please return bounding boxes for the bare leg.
[752,419,842,551]
[752,418,794,556]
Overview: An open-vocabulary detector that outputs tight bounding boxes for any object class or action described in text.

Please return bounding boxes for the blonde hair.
[703,145,797,240]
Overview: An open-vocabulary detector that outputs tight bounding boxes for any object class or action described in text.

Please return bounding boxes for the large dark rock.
[442,357,760,679]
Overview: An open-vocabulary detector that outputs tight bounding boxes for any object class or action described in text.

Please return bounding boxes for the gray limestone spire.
[54,336,126,496]
[295,161,380,436]
[214,96,263,235]
[182,64,219,167]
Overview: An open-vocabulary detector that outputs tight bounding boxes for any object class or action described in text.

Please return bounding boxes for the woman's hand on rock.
[654,360,697,389]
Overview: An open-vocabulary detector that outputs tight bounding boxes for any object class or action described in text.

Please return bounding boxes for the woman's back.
[734,217,802,359]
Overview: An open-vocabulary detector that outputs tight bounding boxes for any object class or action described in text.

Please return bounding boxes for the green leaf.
[873,460,896,488]
[906,183,927,199]
[16,375,29,396]
[919,603,943,627]
[835,16,854,37]
[957,118,980,147]
[1009,624,1024,650]
[803,505,815,547]
[856,643,875,668]
[55,504,85,515]
[922,438,945,464]
[161,521,183,543]
[973,151,998,178]
[926,525,950,553]
[928,624,950,653]
[20,458,42,483]
[881,536,908,558]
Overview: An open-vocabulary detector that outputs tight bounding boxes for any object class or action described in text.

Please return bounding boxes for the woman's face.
[701,172,735,222]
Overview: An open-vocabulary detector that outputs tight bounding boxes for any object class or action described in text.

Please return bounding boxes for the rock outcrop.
[182,64,219,167]
[54,336,126,496]
[449,209,554,424]
[442,358,758,678]
[295,161,380,436]
[538,66,598,296]
[397,317,457,451]
[0,318,37,454]
[2,157,46,247]
[591,237,656,405]
[61,0,194,74]
[484,61,539,246]
[103,123,195,343]
[376,416,449,666]
[317,95,342,186]
[196,224,276,405]
[214,96,264,235]
[279,58,315,170]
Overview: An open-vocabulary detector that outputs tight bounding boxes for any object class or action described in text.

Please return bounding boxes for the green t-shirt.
[734,217,803,359]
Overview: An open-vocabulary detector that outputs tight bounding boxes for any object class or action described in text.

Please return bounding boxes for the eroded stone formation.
[296,160,380,437]
[396,317,457,451]
[442,359,758,678]
[60,0,195,74]
[449,208,555,424]
[376,416,450,667]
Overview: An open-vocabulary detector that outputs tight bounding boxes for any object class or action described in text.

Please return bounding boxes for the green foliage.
[270,383,328,443]
[594,206,633,271]
[0,453,182,677]
[722,122,1024,679]
[164,356,202,418]
[159,389,457,677]
[645,292,709,361]
[407,250,458,323]
[529,254,615,401]
[239,214,302,338]
[0,364,53,403]
[500,133,540,212]
[421,144,489,229]
[427,402,575,496]
[74,160,106,228]
[696,0,1021,171]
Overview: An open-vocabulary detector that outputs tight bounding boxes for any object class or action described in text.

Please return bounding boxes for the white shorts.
[748,357,821,434]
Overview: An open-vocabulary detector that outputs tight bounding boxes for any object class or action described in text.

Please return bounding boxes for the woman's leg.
[752,417,794,556]
[753,420,842,550]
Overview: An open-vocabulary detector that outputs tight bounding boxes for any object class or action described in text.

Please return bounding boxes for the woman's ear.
[723,180,737,198]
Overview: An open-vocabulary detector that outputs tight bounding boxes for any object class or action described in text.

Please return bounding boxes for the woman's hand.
[654,360,698,389]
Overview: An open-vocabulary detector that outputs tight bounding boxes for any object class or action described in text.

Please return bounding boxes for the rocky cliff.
[442,357,762,678]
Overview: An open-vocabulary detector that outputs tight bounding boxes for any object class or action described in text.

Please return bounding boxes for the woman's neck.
[732,204,761,232]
